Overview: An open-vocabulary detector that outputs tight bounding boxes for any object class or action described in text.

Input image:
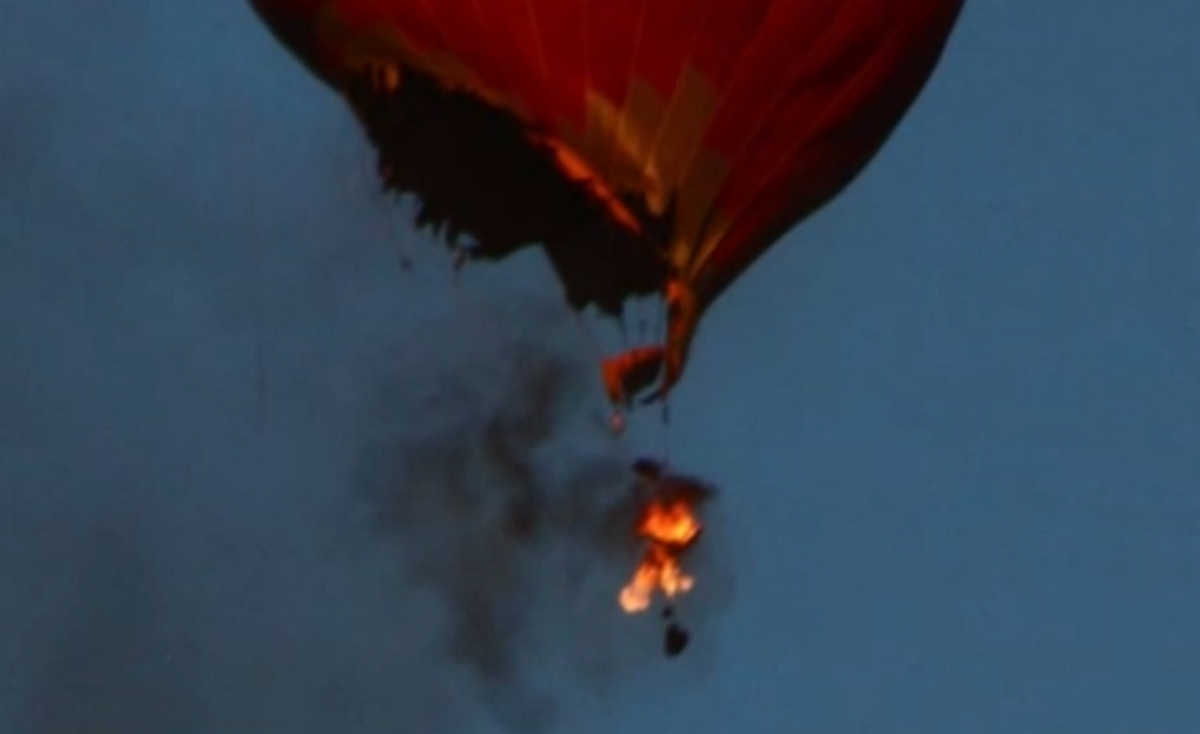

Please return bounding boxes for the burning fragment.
[617,495,701,612]
[616,459,713,658]
[618,459,710,615]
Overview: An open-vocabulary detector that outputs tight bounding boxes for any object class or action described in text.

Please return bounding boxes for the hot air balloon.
[250,0,964,406]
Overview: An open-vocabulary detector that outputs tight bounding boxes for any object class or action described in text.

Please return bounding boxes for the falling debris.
[616,459,712,657]
[617,493,702,613]
[659,605,691,657]
[617,459,710,613]
[664,622,690,657]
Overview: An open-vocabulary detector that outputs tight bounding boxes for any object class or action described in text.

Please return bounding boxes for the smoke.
[0,3,727,733]
[353,298,674,733]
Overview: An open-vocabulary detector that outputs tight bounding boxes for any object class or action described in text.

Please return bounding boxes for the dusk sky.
[2,2,1198,733]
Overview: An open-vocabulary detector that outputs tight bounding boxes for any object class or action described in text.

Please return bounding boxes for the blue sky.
[2,2,1197,732]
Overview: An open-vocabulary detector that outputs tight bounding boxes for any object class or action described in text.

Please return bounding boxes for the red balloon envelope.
[251,0,964,404]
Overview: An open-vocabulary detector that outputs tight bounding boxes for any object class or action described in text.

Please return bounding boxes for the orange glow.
[536,138,644,235]
[618,498,701,613]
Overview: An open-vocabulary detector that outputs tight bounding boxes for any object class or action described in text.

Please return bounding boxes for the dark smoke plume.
[354,299,673,733]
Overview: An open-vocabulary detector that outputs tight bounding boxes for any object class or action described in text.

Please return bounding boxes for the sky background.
[2,2,1199,733]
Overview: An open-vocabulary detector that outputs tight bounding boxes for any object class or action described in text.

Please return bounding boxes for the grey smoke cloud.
[0,3,727,733]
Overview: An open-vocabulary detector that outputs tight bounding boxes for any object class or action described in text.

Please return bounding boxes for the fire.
[618,498,702,613]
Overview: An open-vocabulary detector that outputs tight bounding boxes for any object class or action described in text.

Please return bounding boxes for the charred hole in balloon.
[342,66,672,317]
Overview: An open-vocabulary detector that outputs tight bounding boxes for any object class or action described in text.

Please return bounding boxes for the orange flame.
[618,498,701,613]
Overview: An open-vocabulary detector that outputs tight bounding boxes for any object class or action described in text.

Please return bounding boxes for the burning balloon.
[248,0,964,664]
[248,0,965,409]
